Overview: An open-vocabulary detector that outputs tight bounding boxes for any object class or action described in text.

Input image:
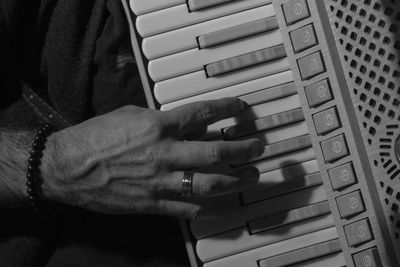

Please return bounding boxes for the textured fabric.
[92,0,147,115]
[0,0,189,266]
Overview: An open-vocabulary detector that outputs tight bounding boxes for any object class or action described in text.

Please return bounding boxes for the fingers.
[156,167,259,197]
[183,125,208,141]
[163,98,246,138]
[166,139,264,169]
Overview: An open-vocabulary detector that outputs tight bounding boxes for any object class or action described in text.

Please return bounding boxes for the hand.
[41,98,264,219]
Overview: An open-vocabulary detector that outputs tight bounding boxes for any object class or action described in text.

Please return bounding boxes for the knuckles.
[195,178,221,196]
[206,145,223,164]
[198,103,215,124]
[143,145,163,170]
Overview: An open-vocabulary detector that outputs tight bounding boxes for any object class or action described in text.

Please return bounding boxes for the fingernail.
[246,168,260,183]
[240,99,249,109]
[250,141,265,159]
[231,98,247,110]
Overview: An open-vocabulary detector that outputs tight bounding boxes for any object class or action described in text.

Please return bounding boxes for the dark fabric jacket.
[0,0,189,266]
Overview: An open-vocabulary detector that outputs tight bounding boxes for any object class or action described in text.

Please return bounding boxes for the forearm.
[0,127,36,208]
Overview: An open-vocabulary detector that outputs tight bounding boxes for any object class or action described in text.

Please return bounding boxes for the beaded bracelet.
[27,123,53,211]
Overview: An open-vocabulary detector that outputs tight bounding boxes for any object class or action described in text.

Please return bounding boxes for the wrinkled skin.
[41,98,264,220]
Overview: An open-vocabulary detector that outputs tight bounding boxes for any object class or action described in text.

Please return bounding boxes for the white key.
[188,0,235,11]
[205,45,286,77]
[256,159,319,187]
[252,135,312,163]
[240,160,320,205]
[142,5,274,59]
[291,253,345,267]
[242,121,308,145]
[249,200,329,234]
[154,57,290,104]
[161,71,293,111]
[136,0,271,37]
[248,147,315,174]
[224,108,303,140]
[258,239,341,267]
[191,185,327,239]
[242,172,321,205]
[238,82,297,107]
[242,121,309,145]
[204,227,338,267]
[149,29,282,82]
[197,214,334,262]
[198,17,278,49]
[129,0,183,16]
[206,94,301,137]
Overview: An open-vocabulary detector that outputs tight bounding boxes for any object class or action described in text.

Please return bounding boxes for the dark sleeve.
[0,0,41,110]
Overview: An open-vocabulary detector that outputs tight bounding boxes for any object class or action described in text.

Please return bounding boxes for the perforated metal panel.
[327,0,400,251]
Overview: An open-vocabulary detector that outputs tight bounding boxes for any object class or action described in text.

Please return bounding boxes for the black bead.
[28,157,38,165]
[34,135,44,142]
[31,151,43,158]
[32,142,44,150]
[27,165,35,172]
[27,188,33,195]
[44,126,52,134]
[29,148,36,155]
[26,124,53,213]
[27,171,38,179]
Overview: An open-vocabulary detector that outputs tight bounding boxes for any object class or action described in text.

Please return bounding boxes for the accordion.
[122,0,400,266]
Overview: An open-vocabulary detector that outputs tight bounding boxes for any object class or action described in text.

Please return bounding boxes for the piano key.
[248,200,330,234]
[136,0,271,37]
[204,227,339,267]
[206,45,286,77]
[197,214,334,262]
[247,135,312,164]
[198,17,278,49]
[154,57,290,104]
[291,252,345,267]
[188,0,234,12]
[149,29,283,82]
[255,159,319,187]
[242,121,308,145]
[246,147,315,174]
[142,5,274,60]
[206,94,301,138]
[242,172,322,205]
[160,71,293,111]
[238,82,297,107]
[259,239,341,267]
[191,185,327,239]
[129,0,183,16]
[224,108,304,140]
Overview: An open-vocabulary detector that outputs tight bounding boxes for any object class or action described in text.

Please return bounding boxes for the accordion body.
[123,0,400,266]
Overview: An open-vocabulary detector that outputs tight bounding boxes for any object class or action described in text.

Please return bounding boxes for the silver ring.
[182,172,194,197]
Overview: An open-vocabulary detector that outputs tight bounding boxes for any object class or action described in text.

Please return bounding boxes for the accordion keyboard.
[125,0,400,266]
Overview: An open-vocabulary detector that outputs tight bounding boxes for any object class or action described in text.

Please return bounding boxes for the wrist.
[39,128,85,207]
[25,124,54,210]
[40,131,63,203]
